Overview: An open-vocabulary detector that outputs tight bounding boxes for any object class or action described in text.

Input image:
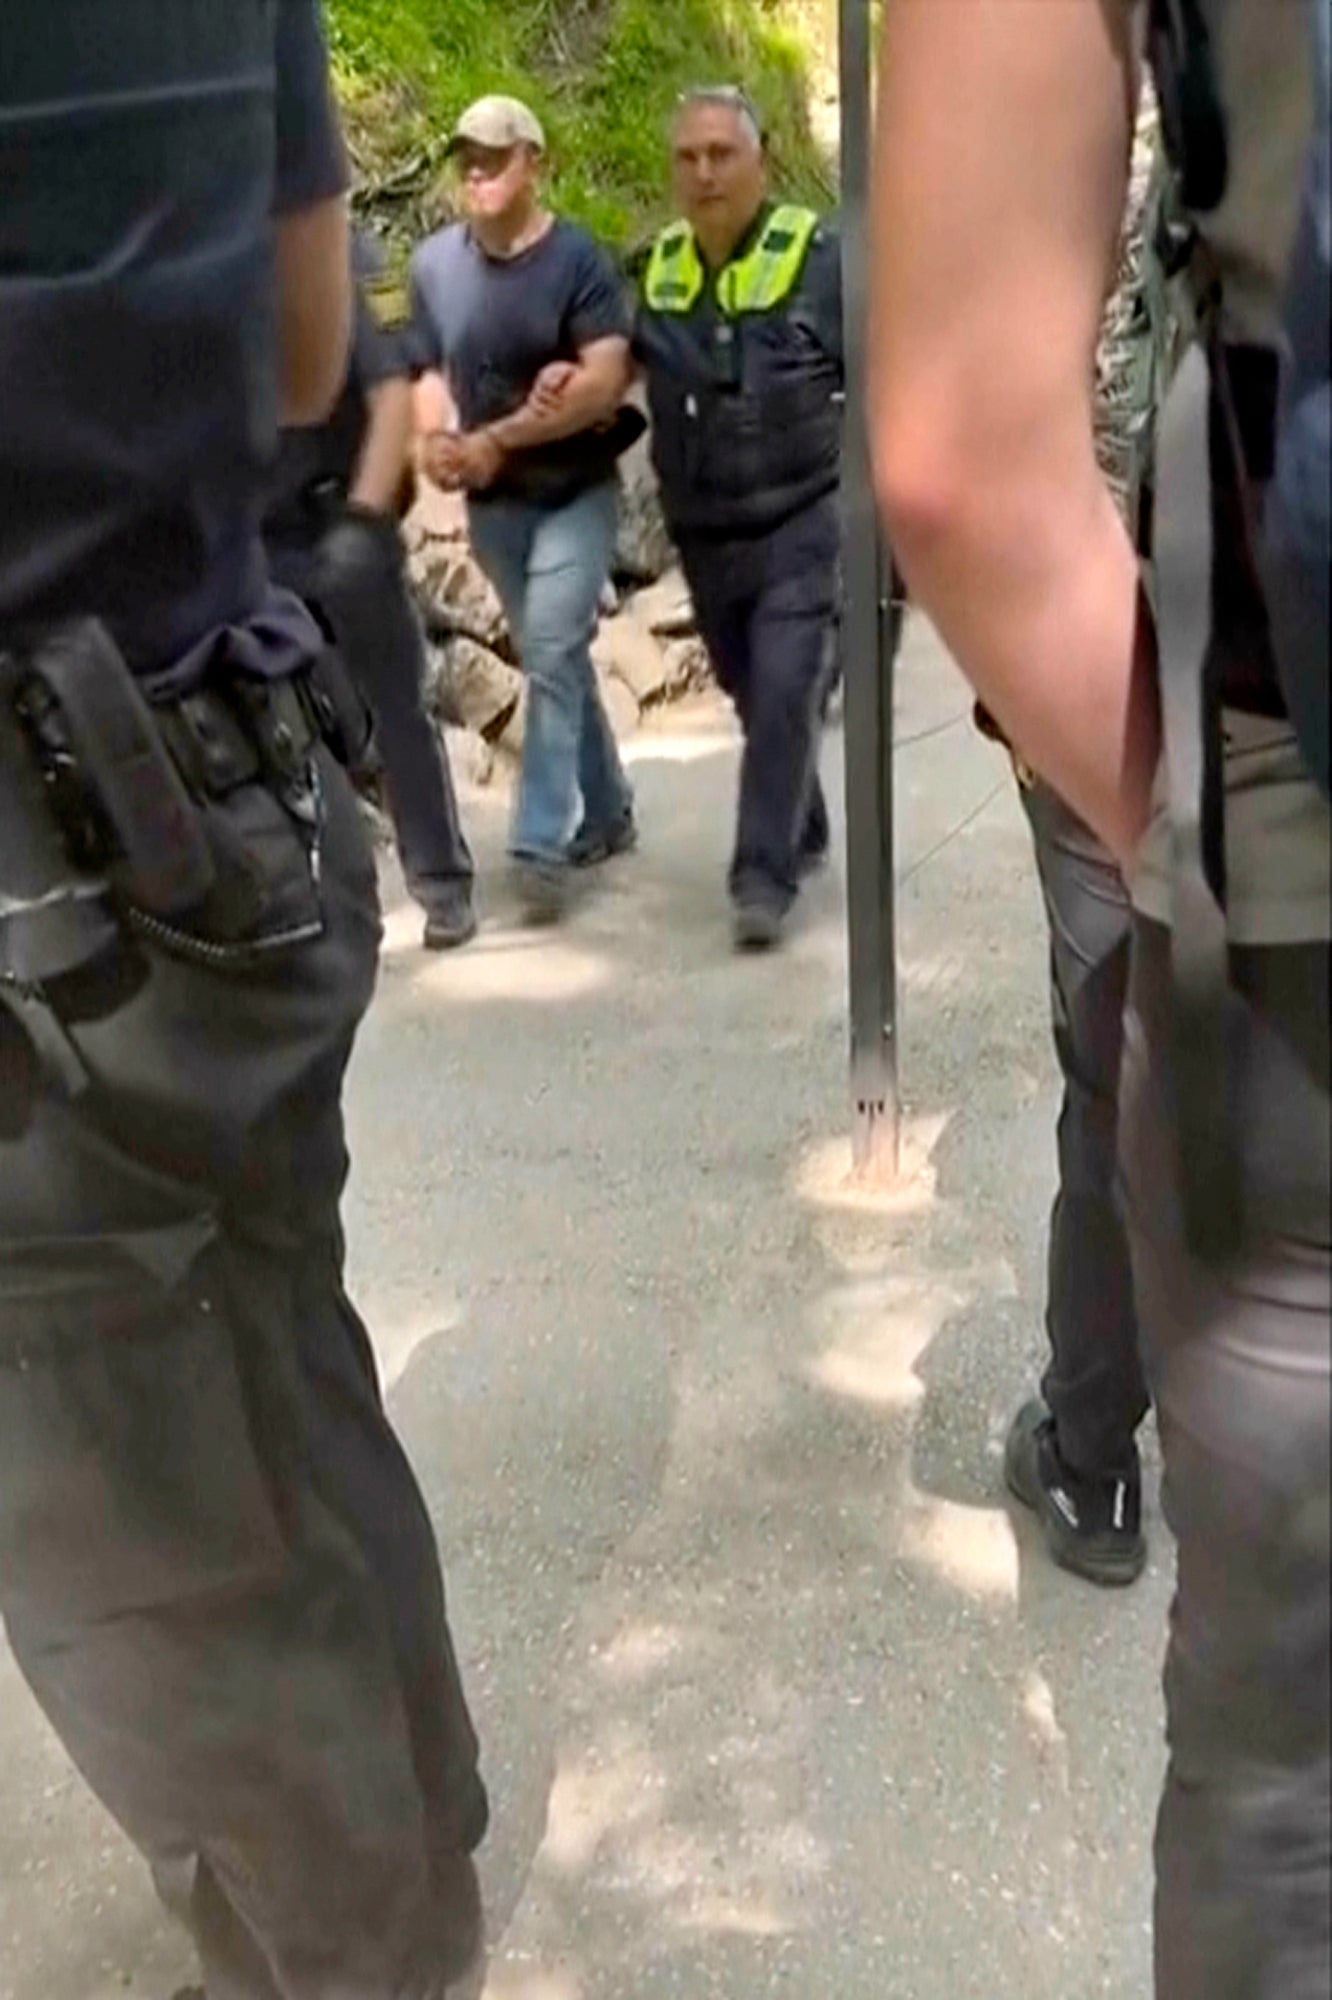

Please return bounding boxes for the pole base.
[851,1098,902,1190]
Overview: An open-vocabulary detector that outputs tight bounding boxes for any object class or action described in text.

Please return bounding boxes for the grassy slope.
[328,0,833,259]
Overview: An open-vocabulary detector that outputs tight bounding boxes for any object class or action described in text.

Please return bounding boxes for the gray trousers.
[0,752,483,1998]
[1021,781,1149,1472]
[1122,918,1331,1998]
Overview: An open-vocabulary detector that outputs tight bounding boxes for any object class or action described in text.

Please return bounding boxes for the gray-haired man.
[635,89,844,949]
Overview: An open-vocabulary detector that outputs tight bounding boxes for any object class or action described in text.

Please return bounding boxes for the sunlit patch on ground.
[897,1488,1021,1606]
[378,1302,461,1393]
[592,1624,689,1686]
[541,1737,668,1876]
[791,1112,951,1218]
[805,1274,971,1413]
[381,919,614,1005]
[482,1970,583,2000]
[1021,1668,1071,1789]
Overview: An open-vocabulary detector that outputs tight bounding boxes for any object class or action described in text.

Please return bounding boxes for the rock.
[403,480,468,551]
[356,791,395,852]
[630,565,695,640]
[430,635,522,741]
[662,636,712,696]
[443,724,496,791]
[597,671,642,744]
[591,613,670,708]
[498,683,527,758]
[411,545,511,657]
[614,429,675,585]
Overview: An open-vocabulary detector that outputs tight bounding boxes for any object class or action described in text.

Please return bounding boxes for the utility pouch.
[1,642,120,987]
[13,620,216,920]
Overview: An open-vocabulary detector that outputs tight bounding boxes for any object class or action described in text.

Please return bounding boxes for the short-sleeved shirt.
[1130,0,1330,945]
[408,219,631,507]
[0,0,347,682]
[266,231,408,541]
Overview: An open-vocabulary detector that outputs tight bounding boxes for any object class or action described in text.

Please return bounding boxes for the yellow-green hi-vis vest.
[643,205,820,318]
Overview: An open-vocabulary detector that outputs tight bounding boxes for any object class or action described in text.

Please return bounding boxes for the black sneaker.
[568,808,638,869]
[1005,1398,1147,1587]
[423,899,478,951]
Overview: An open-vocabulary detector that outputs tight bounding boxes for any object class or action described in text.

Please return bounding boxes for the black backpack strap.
[1154,342,1243,1259]
[1148,0,1230,213]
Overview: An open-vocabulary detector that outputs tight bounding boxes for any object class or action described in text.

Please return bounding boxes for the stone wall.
[404,445,711,789]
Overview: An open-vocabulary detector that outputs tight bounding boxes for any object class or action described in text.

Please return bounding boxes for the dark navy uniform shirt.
[0,2,347,683]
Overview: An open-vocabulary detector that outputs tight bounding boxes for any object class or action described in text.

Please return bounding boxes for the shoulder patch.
[364,274,410,332]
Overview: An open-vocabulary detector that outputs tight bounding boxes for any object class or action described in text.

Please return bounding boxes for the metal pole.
[839,0,901,1181]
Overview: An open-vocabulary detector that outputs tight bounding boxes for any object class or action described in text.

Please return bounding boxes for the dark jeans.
[679,495,839,907]
[0,753,484,1999]
[1020,780,1149,1473]
[1122,918,1331,1999]
[271,524,474,917]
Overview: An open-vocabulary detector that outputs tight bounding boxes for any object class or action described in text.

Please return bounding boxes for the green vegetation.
[328,0,833,258]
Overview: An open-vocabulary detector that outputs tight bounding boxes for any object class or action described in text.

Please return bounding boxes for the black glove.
[307,507,399,778]
[315,504,403,605]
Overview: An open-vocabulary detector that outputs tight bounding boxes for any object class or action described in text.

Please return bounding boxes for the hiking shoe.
[1005,1398,1147,1587]
[732,886,788,952]
[513,857,568,927]
[423,899,478,951]
[568,808,638,869]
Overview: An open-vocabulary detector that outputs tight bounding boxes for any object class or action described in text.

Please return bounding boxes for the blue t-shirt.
[0,0,347,680]
[408,219,631,507]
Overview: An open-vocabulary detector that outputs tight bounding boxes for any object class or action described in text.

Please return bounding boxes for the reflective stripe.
[720,206,819,314]
[642,205,821,318]
[643,224,705,313]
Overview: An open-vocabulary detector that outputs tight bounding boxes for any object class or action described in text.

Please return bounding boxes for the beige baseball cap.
[446,95,546,156]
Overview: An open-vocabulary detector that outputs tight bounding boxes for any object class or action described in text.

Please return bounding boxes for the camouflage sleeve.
[1094,83,1183,535]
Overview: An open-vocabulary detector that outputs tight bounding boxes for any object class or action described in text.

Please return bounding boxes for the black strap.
[1154,344,1243,1259]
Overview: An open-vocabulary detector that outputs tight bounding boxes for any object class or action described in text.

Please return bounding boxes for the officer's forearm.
[275,195,352,426]
[487,340,630,453]
[870,0,1155,864]
[351,377,413,514]
[885,465,1160,867]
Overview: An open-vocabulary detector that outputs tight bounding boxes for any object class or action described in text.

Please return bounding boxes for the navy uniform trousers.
[0,746,484,1999]
[678,493,839,908]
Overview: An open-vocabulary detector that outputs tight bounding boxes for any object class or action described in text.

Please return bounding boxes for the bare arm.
[275,196,351,426]
[869,0,1157,865]
[349,375,412,513]
[485,337,632,452]
[414,369,457,441]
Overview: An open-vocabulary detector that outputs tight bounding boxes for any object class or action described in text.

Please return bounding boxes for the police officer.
[265,232,477,951]
[871,2,1329,1992]
[1,7,486,1996]
[635,88,843,950]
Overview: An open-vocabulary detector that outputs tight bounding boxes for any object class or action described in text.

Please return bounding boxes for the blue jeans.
[468,482,631,865]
